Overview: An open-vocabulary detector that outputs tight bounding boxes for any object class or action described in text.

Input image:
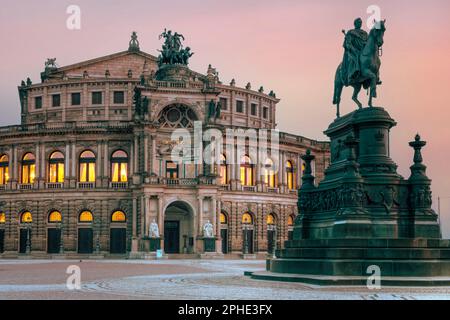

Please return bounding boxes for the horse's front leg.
[352,84,363,109]
[368,77,377,107]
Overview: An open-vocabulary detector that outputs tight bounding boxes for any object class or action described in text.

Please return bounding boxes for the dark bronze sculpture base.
[255,107,450,286]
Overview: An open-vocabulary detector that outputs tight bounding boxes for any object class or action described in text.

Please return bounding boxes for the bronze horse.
[333,20,386,117]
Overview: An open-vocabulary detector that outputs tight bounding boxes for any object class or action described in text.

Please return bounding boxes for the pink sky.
[1,0,450,235]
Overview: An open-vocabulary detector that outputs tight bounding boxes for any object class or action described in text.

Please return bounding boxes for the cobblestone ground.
[0,259,449,300]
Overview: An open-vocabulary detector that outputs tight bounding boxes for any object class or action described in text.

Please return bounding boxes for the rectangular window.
[35,97,42,109]
[71,93,81,106]
[263,107,269,119]
[113,91,125,104]
[236,100,244,113]
[52,94,61,107]
[219,97,228,110]
[251,103,257,116]
[91,92,103,105]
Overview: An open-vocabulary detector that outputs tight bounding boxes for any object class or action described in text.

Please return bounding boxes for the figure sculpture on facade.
[149,219,160,238]
[203,220,214,238]
[333,19,386,117]
[157,29,194,66]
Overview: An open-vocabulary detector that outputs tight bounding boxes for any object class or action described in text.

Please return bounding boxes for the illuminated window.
[267,214,275,225]
[48,211,62,223]
[21,153,36,184]
[79,150,96,182]
[21,211,32,223]
[0,154,9,185]
[219,154,228,185]
[111,150,128,183]
[111,210,126,222]
[49,151,65,183]
[286,161,295,190]
[0,212,5,224]
[220,212,228,224]
[242,212,253,224]
[288,215,294,226]
[240,155,254,186]
[79,211,93,223]
[264,158,276,188]
[166,161,178,179]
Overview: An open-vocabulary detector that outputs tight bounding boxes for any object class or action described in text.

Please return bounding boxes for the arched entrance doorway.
[47,210,62,254]
[267,213,277,254]
[110,210,127,254]
[164,201,194,254]
[78,210,94,254]
[242,212,254,254]
[220,212,229,254]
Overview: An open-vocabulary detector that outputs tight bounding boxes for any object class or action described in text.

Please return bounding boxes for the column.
[12,145,18,184]
[71,142,76,179]
[65,144,70,180]
[96,141,102,187]
[35,142,40,181]
[132,197,138,237]
[197,196,204,236]
[151,134,157,175]
[103,140,108,178]
[144,134,149,175]
[158,195,164,251]
[134,135,139,174]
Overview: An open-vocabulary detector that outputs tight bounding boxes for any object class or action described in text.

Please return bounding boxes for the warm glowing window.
[219,154,228,185]
[267,214,275,225]
[0,212,5,223]
[111,210,126,222]
[264,158,276,188]
[288,215,294,226]
[48,211,62,223]
[49,151,65,183]
[0,154,9,185]
[111,150,128,183]
[240,155,254,186]
[79,211,93,222]
[79,150,96,182]
[242,212,253,224]
[286,161,295,190]
[21,211,32,223]
[220,212,228,224]
[166,161,179,179]
[21,153,36,184]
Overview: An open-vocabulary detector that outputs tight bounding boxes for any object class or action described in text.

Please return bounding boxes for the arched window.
[20,211,33,223]
[111,210,126,222]
[0,155,9,185]
[79,150,96,182]
[79,210,93,223]
[286,160,295,190]
[267,213,276,225]
[240,155,254,186]
[48,211,62,223]
[242,212,253,225]
[288,215,294,227]
[264,158,276,188]
[220,212,228,224]
[49,151,65,183]
[111,150,128,183]
[219,154,228,185]
[0,212,5,224]
[21,153,36,184]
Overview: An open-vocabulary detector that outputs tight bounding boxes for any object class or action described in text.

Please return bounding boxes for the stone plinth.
[257,107,450,286]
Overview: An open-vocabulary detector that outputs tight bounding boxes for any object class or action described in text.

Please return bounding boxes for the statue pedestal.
[149,238,161,252]
[256,107,450,286]
[203,237,216,253]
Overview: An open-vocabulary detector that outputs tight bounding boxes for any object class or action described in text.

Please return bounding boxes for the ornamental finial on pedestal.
[300,149,315,189]
[128,31,140,52]
[408,133,428,181]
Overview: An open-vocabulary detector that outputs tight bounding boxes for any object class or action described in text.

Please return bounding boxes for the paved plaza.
[0,259,449,300]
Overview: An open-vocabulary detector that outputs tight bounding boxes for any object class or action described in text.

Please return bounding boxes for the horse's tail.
[333,64,343,105]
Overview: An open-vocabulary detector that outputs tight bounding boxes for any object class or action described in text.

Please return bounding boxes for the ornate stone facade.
[0,32,329,258]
